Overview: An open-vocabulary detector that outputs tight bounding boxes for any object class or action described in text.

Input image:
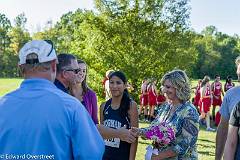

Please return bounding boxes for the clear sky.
[1,0,240,35]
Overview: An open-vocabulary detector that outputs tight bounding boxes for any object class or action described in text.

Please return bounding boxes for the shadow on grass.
[198,150,215,156]
[197,143,215,148]
[198,138,215,144]
[138,141,151,145]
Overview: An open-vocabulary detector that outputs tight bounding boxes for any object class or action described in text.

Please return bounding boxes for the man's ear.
[51,60,57,73]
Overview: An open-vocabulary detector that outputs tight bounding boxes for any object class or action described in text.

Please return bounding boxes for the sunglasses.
[65,68,81,74]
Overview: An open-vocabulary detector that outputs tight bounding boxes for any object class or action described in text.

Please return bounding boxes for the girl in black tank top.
[100,71,138,160]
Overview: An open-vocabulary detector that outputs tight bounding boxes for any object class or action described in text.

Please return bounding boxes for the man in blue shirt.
[0,40,104,160]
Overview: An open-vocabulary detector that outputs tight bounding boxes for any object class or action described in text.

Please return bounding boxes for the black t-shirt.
[102,99,131,160]
[229,101,240,160]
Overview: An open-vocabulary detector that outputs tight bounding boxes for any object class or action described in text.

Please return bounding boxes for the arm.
[153,85,158,97]
[221,84,225,96]
[223,125,238,160]
[97,124,137,143]
[211,83,216,99]
[224,83,227,92]
[223,102,240,160]
[215,93,232,160]
[215,117,229,160]
[129,101,139,160]
[99,103,137,143]
[72,103,104,159]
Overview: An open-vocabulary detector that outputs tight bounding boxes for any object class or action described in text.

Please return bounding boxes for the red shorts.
[141,94,148,106]
[199,97,211,113]
[212,96,222,106]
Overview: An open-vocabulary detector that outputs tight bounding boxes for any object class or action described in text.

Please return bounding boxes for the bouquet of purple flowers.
[144,122,175,149]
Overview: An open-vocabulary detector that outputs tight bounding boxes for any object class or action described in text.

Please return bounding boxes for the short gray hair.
[161,69,191,102]
[19,53,51,74]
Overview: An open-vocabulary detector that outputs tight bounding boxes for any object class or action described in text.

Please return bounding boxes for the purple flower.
[144,122,176,147]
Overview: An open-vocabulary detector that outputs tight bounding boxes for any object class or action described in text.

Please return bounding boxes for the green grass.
[0,78,23,96]
[0,78,217,159]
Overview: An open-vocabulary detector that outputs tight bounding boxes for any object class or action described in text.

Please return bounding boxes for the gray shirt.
[220,86,240,120]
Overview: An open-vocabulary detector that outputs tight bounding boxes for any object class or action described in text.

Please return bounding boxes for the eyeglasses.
[64,68,81,74]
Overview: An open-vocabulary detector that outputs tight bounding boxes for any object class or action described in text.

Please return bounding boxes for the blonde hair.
[201,76,210,87]
[161,69,191,102]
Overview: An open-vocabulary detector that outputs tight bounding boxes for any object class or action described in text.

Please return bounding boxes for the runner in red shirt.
[199,76,215,132]
[193,79,202,109]
[139,78,149,121]
[156,88,166,106]
[211,75,224,121]
[147,80,157,122]
[224,75,235,92]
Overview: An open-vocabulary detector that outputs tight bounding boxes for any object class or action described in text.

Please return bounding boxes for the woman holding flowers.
[100,71,139,160]
[138,69,199,160]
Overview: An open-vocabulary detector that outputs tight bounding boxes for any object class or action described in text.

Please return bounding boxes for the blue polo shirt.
[0,78,104,160]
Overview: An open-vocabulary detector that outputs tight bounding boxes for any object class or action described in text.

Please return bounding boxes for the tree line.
[0,0,239,100]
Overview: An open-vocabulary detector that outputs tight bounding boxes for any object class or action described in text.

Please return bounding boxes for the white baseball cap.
[19,40,57,65]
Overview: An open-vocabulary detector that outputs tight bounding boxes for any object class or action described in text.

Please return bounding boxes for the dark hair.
[226,75,232,83]
[77,59,88,94]
[109,71,131,118]
[215,74,220,78]
[56,53,76,73]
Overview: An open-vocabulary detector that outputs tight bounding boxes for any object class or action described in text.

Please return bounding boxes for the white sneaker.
[206,127,216,132]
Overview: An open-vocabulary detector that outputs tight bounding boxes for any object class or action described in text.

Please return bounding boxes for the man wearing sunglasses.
[54,53,80,93]
[0,40,105,159]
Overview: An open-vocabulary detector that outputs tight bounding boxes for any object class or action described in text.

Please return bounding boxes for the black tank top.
[102,99,131,160]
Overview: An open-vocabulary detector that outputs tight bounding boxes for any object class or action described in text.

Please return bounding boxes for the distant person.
[211,75,224,121]
[100,71,138,160]
[104,70,114,100]
[199,76,215,132]
[156,88,166,107]
[215,56,240,160]
[0,40,105,159]
[138,79,147,117]
[147,79,158,122]
[224,75,235,92]
[140,78,149,121]
[193,79,202,110]
[55,54,137,145]
[70,59,99,124]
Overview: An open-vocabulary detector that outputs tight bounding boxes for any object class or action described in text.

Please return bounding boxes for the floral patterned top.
[146,101,199,160]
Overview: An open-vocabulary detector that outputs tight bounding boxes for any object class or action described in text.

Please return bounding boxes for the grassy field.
[0,78,217,159]
[0,78,23,96]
